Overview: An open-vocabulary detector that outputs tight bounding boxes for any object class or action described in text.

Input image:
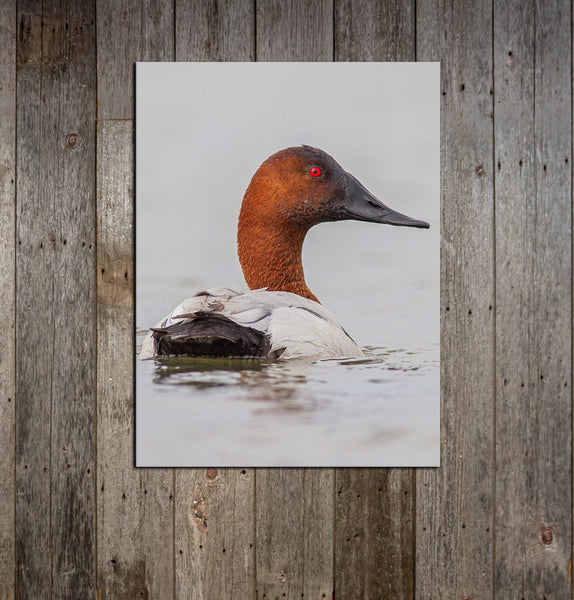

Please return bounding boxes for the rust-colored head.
[237,146,429,303]
[239,146,350,230]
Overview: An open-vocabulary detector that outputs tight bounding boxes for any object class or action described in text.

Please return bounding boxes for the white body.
[139,287,363,360]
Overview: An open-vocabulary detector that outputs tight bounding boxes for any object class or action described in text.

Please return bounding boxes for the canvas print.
[136,62,440,467]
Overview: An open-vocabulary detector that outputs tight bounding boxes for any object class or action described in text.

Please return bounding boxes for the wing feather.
[139,287,363,360]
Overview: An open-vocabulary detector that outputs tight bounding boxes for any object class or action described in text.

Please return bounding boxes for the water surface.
[136,334,439,466]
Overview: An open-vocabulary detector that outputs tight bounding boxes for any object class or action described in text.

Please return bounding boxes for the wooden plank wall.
[1,0,571,598]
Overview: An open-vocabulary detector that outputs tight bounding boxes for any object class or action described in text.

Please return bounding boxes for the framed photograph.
[135,62,440,467]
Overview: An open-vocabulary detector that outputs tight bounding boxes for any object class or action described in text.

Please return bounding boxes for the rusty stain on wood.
[97,249,132,308]
[191,493,209,536]
[102,558,149,600]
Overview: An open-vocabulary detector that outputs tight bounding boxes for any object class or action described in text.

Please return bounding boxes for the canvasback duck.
[140,146,429,360]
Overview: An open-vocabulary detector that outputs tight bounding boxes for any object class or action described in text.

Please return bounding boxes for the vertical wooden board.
[15,5,50,597]
[16,0,98,597]
[492,1,537,593]
[332,2,416,597]
[96,0,174,119]
[335,470,414,599]
[175,468,255,600]
[175,0,254,61]
[527,2,571,593]
[44,1,97,597]
[334,0,413,61]
[96,120,175,599]
[494,0,572,596]
[256,0,333,60]
[253,4,335,599]
[96,1,176,597]
[416,1,496,598]
[255,469,334,600]
[0,1,15,599]
[172,3,256,598]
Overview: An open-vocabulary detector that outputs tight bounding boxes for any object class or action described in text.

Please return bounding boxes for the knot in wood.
[206,467,218,480]
[66,132,78,148]
[540,526,553,545]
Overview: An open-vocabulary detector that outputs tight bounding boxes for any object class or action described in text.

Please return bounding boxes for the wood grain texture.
[494,0,572,596]
[3,1,574,597]
[255,469,334,600]
[95,3,175,597]
[96,120,175,599]
[16,1,97,597]
[335,0,413,61]
[335,469,414,599]
[96,0,173,119]
[333,2,416,597]
[256,0,333,60]
[15,7,49,596]
[253,4,335,599]
[0,1,15,599]
[175,0,254,61]
[416,1,496,598]
[175,468,255,600]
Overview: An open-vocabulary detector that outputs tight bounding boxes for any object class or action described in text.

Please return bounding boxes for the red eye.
[309,167,322,178]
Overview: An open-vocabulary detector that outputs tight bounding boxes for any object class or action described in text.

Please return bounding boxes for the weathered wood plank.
[15,6,50,596]
[254,3,335,599]
[333,2,416,598]
[96,0,173,119]
[173,6,256,599]
[255,469,334,600]
[175,0,254,61]
[335,469,414,599]
[0,1,16,598]
[95,4,175,598]
[175,468,255,600]
[42,2,97,597]
[16,1,97,597]
[96,120,175,599]
[44,4,98,596]
[494,0,572,596]
[416,0,496,598]
[256,0,333,60]
[334,0,413,61]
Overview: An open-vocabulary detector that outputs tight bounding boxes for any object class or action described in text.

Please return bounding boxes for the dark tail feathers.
[151,312,271,358]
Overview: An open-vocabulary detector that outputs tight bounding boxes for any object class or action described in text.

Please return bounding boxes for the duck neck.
[237,217,319,303]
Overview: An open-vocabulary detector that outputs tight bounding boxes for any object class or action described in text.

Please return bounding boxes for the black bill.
[341,173,430,229]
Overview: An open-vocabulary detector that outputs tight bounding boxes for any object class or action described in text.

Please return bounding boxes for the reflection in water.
[152,354,311,405]
[151,346,432,388]
[136,336,439,467]
[153,356,269,385]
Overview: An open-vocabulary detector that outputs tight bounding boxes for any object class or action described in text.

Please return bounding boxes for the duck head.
[237,146,429,303]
